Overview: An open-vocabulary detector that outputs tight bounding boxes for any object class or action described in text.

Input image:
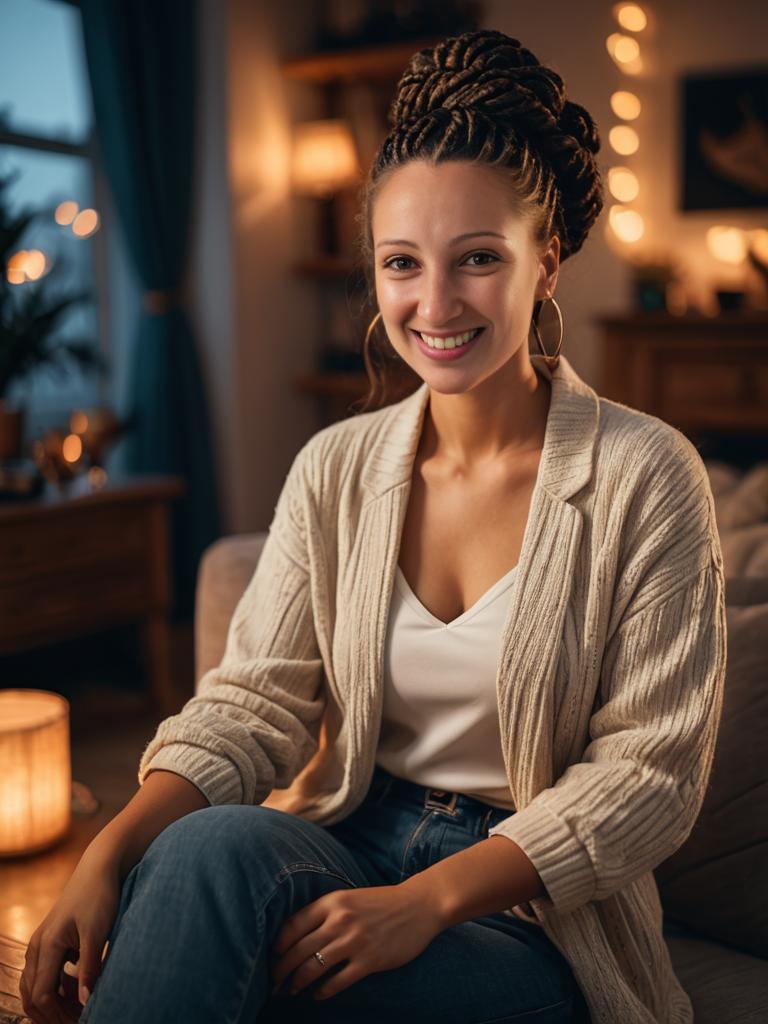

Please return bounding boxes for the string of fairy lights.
[605,2,646,246]
[605,2,768,301]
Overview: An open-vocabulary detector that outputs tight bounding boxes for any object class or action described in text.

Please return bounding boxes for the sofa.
[195,459,768,1023]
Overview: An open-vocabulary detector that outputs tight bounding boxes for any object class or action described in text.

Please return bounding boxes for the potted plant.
[0,171,106,460]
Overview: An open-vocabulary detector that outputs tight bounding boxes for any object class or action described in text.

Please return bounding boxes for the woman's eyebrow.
[375,231,508,249]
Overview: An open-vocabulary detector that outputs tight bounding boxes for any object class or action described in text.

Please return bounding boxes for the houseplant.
[0,170,105,460]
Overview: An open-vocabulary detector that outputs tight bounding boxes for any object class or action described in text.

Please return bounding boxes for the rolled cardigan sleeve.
[488,434,728,917]
[137,441,326,807]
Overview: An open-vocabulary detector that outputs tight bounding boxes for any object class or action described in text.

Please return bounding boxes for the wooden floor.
[0,622,195,1020]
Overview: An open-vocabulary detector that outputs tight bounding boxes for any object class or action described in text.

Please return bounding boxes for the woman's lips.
[410,327,484,362]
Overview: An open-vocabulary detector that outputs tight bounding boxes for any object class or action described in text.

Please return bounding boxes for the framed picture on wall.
[681,66,768,210]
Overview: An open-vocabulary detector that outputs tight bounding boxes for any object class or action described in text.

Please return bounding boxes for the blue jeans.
[80,764,590,1023]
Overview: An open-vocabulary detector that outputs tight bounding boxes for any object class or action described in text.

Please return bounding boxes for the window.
[0,0,104,443]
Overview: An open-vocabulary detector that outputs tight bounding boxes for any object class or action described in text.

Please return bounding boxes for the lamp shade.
[0,689,71,857]
[291,119,360,197]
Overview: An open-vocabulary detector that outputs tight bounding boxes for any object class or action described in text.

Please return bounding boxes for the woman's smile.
[410,326,485,360]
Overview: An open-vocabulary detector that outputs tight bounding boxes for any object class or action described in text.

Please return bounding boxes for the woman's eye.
[385,251,499,272]
[383,256,416,272]
[465,252,497,266]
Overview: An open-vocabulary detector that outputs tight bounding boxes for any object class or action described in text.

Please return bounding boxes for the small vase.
[0,401,25,460]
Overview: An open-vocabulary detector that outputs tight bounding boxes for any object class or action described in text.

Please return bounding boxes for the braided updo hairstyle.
[352,29,604,412]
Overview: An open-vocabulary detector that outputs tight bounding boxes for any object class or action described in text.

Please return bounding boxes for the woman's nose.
[417,273,463,326]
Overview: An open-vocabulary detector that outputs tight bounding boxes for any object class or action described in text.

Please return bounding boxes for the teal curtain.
[77,0,221,619]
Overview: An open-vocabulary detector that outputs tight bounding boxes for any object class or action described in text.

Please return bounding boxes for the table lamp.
[0,689,71,857]
[291,119,360,255]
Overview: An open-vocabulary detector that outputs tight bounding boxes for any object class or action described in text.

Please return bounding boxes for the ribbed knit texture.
[138,354,727,1024]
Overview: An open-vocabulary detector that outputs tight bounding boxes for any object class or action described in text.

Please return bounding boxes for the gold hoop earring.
[364,311,382,349]
[531,295,564,372]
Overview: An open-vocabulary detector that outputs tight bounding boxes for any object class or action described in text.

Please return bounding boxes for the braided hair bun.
[374,29,604,261]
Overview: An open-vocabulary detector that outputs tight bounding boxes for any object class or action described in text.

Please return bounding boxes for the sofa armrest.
[194,533,267,689]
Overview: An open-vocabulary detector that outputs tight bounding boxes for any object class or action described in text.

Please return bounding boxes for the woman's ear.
[536,235,561,300]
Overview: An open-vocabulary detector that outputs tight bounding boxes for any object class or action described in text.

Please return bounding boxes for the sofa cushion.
[663,923,768,1024]
[705,460,768,531]
[655,582,768,958]
[194,534,266,685]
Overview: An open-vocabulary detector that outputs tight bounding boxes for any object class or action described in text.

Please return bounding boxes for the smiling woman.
[19,26,726,1024]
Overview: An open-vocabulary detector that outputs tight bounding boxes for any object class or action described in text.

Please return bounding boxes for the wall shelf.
[283,38,437,84]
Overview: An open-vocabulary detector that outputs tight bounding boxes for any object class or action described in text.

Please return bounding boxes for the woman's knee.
[143,803,326,876]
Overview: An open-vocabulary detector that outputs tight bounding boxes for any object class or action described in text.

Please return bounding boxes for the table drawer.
[0,505,148,586]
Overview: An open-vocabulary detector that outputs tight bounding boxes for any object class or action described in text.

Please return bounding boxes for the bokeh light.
[608,167,640,202]
[609,206,645,243]
[614,4,648,32]
[55,201,79,226]
[62,434,83,463]
[706,226,747,264]
[609,125,640,155]
[610,91,642,120]
[72,208,99,238]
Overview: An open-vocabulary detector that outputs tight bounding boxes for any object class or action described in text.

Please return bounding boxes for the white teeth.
[419,328,480,350]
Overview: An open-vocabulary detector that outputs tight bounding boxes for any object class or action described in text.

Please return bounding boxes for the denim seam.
[275,861,359,888]
[226,901,267,1024]
[227,865,359,1023]
[398,810,434,879]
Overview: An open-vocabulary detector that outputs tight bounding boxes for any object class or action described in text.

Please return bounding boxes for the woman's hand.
[269,884,444,1002]
[19,850,121,1023]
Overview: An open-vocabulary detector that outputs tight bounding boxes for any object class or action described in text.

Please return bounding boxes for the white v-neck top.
[375,563,519,810]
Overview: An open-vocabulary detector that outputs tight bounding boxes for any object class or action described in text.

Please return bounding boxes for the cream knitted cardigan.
[139,353,727,1024]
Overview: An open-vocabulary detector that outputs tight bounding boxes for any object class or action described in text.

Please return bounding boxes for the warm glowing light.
[748,228,768,263]
[706,226,747,264]
[62,434,83,463]
[609,125,640,155]
[610,91,641,120]
[8,250,28,273]
[87,466,108,489]
[615,3,647,31]
[606,33,640,63]
[55,201,79,226]
[0,690,71,856]
[291,120,360,197]
[7,249,47,283]
[25,250,46,281]
[72,208,99,238]
[609,206,645,243]
[605,33,643,74]
[70,411,89,434]
[608,167,640,202]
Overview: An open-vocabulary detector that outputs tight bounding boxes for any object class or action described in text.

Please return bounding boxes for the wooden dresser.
[597,311,768,465]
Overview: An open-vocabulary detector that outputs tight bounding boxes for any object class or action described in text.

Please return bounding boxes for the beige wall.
[191,0,321,535]
[192,0,768,535]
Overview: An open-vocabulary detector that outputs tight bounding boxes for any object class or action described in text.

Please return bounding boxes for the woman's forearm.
[83,769,211,882]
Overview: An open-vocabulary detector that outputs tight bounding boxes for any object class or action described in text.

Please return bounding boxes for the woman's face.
[372,159,559,393]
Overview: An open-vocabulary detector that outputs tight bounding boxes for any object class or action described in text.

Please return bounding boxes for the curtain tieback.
[143,287,184,315]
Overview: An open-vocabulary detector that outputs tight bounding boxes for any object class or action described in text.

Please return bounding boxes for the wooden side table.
[0,475,185,716]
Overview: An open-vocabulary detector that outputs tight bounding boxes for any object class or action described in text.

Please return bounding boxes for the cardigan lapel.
[344,354,600,811]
